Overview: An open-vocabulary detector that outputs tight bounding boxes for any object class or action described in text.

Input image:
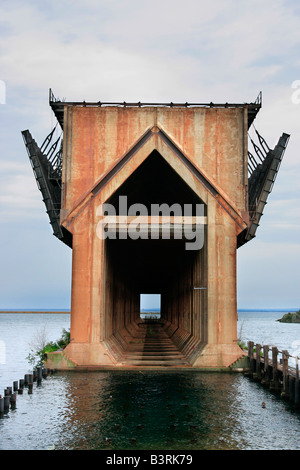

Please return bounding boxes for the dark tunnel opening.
[101,151,207,365]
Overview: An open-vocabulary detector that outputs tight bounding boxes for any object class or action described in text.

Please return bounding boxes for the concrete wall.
[60,105,248,368]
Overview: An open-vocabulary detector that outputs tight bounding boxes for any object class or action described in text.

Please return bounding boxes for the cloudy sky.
[0,0,299,310]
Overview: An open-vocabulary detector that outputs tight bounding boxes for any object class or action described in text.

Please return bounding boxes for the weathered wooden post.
[0,397,4,414]
[255,344,262,381]
[37,366,43,383]
[289,376,295,403]
[295,356,299,408]
[4,395,10,410]
[270,346,280,392]
[10,393,17,408]
[24,374,32,386]
[262,345,270,386]
[28,373,34,394]
[248,341,254,377]
[13,381,18,392]
[282,350,289,400]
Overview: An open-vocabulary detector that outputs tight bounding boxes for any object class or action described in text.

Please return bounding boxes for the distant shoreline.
[0,310,70,314]
[0,308,298,315]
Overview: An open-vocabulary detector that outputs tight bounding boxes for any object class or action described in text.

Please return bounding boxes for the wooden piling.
[255,344,262,381]
[248,341,254,376]
[289,376,295,403]
[0,397,4,413]
[4,395,10,410]
[270,346,280,393]
[282,350,289,400]
[10,393,17,407]
[37,367,42,382]
[13,381,18,392]
[295,357,299,407]
[262,345,271,386]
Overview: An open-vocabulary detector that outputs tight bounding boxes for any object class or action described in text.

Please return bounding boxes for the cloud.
[1,0,299,103]
[0,160,44,219]
[0,0,300,309]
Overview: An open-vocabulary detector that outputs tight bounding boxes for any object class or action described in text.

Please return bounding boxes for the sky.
[0,0,299,310]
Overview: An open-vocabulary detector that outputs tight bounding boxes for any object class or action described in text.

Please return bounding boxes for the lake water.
[0,310,299,451]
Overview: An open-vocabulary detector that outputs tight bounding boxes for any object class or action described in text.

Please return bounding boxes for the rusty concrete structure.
[22,90,289,369]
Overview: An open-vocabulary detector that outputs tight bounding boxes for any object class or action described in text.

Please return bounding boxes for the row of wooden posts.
[0,367,55,415]
[245,341,300,407]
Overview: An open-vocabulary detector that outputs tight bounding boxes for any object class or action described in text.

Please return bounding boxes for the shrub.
[26,328,70,369]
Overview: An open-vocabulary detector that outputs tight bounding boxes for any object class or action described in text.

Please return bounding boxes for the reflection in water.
[49,372,300,450]
[1,312,300,450]
[1,371,300,450]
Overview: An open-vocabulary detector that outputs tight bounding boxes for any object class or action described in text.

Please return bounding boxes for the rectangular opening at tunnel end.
[140,293,161,319]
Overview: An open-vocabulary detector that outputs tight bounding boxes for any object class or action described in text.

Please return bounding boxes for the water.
[0,310,299,450]
[140,308,161,320]
[0,313,71,390]
[237,310,300,367]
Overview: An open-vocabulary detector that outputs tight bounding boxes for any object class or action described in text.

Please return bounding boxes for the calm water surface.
[0,311,299,450]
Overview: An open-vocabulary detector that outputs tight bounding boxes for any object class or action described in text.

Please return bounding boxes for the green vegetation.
[26,328,70,369]
[277,310,300,323]
[237,340,247,350]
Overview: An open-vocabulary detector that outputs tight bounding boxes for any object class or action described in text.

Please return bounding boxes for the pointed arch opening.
[102,151,207,366]
[106,150,206,215]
